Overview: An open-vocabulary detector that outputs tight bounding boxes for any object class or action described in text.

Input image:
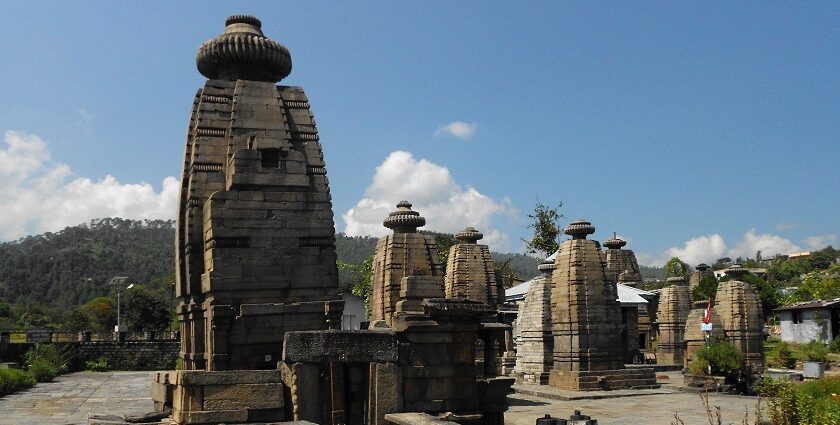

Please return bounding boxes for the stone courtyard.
[0,371,766,425]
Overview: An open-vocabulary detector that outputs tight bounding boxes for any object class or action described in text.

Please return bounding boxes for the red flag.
[703,299,712,324]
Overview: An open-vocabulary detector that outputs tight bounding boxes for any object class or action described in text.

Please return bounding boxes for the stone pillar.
[715,264,765,372]
[444,227,499,307]
[656,276,692,365]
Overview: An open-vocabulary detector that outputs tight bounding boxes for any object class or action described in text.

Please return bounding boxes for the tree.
[493,259,520,290]
[720,273,780,321]
[61,307,91,331]
[713,257,733,270]
[338,256,374,317]
[692,274,719,304]
[786,264,840,305]
[665,257,691,278]
[81,297,115,331]
[122,285,171,333]
[523,202,563,258]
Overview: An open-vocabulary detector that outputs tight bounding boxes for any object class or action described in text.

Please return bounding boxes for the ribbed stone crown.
[603,232,627,249]
[564,219,595,239]
[724,264,748,278]
[696,263,710,271]
[383,201,426,233]
[455,226,483,244]
[197,15,292,82]
[537,259,555,274]
[666,276,687,285]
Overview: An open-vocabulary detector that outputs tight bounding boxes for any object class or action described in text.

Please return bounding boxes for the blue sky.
[0,2,837,265]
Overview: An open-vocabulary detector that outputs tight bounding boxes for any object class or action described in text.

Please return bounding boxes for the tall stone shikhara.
[514,259,555,384]
[716,264,765,371]
[444,226,500,307]
[603,232,642,286]
[175,15,343,371]
[656,276,692,364]
[369,201,445,325]
[548,220,658,390]
[688,263,713,291]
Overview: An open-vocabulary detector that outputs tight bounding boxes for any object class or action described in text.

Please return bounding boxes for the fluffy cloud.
[342,151,514,251]
[434,121,477,139]
[0,130,178,240]
[642,229,806,267]
[803,234,838,251]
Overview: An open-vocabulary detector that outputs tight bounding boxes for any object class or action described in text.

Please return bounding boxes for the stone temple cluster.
[123,14,766,425]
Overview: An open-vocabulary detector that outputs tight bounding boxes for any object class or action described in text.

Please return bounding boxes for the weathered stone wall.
[73,341,179,371]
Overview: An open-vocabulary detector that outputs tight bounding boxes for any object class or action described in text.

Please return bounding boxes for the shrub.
[24,344,74,382]
[803,340,829,362]
[829,336,840,353]
[693,341,744,379]
[774,341,797,369]
[761,377,840,425]
[26,358,58,382]
[0,368,36,396]
[84,357,110,372]
[687,356,710,376]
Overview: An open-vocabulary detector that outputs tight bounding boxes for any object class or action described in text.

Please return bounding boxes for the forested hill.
[0,218,174,307]
[0,219,662,308]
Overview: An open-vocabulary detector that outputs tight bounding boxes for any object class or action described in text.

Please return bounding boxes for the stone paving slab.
[0,371,154,425]
[513,383,674,400]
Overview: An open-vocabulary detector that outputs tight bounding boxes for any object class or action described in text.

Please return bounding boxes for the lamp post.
[107,277,130,341]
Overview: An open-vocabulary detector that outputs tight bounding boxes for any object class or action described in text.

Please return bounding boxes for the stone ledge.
[283,330,398,363]
[513,383,673,401]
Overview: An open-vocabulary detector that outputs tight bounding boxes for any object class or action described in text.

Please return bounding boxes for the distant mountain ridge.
[0,219,662,307]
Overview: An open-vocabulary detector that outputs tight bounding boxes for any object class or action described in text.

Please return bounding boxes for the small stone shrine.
[715,264,765,371]
[683,300,724,369]
[656,276,692,365]
[548,220,658,390]
[444,227,501,307]
[369,202,445,326]
[688,263,713,291]
[514,259,555,384]
[603,233,642,286]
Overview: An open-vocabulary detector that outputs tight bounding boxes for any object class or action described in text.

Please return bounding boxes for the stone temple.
[151,16,516,425]
[688,263,713,291]
[656,276,692,365]
[715,264,765,372]
[444,227,501,307]
[548,220,658,390]
[514,259,555,384]
[174,15,343,372]
[369,201,445,326]
[683,300,724,369]
[603,233,642,286]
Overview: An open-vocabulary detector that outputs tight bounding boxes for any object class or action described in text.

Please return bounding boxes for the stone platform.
[512,383,673,401]
[548,367,660,391]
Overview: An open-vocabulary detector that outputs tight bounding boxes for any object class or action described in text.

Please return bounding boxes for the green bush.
[761,377,840,425]
[829,336,840,353]
[27,358,58,382]
[693,341,744,379]
[24,344,74,382]
[774,341,797,369]
[803,340,829,362]
[0,368,36,396]
[687,356,710,376]
[84,357,110,372]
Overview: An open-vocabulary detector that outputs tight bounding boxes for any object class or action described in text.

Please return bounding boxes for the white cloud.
[434,121,477,139]
[727,229,801,260]
[342,150,515,251]
[802,234,838,251]
[640,229,803,267]
[659,234,728,267]
[0,130,177,240]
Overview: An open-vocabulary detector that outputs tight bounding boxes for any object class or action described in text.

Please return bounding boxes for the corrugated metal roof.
[774,298,840,311]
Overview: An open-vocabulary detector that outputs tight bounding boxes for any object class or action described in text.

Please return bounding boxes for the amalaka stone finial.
[696,263,710,271]
[603,232,627,249]
[383,201,426,233]
[564,219,595,240]
[537,258,556,274]
[666,276,687,285]
[724,263,748,279]
[196,15,292,82]
[456,227,483,244]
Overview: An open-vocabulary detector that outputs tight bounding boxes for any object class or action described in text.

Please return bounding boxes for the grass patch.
[0,368,36,396]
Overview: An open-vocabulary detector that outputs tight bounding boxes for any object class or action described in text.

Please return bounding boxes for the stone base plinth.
[152,370,285,424]
[548,367,659,391]
[513,371,551,385]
